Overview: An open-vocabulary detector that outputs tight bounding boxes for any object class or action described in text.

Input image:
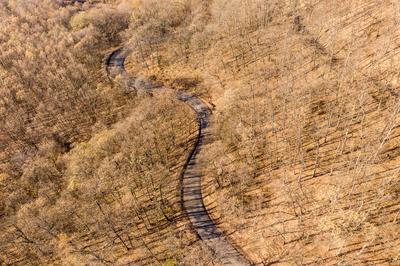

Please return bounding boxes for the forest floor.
[113,47,250,264]
[125,0,400,264]
[1,0,399,265]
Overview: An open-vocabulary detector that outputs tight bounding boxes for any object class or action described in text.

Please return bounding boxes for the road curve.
[106,48,250,265]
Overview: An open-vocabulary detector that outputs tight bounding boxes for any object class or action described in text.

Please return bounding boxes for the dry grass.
[125,0,400,264]
[1,0,399,264]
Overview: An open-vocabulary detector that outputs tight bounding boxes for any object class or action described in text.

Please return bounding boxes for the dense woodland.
[1,0,399,265]
[0,0,207,264]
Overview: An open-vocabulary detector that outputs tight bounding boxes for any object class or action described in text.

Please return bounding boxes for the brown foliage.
[125,0,400,264]
[1,0,399,264]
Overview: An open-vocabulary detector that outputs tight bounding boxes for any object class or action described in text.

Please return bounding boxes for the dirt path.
[106,48,250,265]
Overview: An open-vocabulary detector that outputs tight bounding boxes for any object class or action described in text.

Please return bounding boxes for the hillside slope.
[0,0,399,265]
[0,1,215,265]
[124,0,400,264]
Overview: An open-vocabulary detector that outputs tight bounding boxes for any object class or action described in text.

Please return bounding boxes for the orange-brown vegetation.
[0,1,213,265]
[1,0,399,265]
[125,0,400,264]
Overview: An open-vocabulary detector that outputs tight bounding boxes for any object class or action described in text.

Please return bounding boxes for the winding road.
[106,48,250,265]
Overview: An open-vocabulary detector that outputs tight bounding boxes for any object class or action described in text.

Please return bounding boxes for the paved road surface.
[106,48,250,266]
